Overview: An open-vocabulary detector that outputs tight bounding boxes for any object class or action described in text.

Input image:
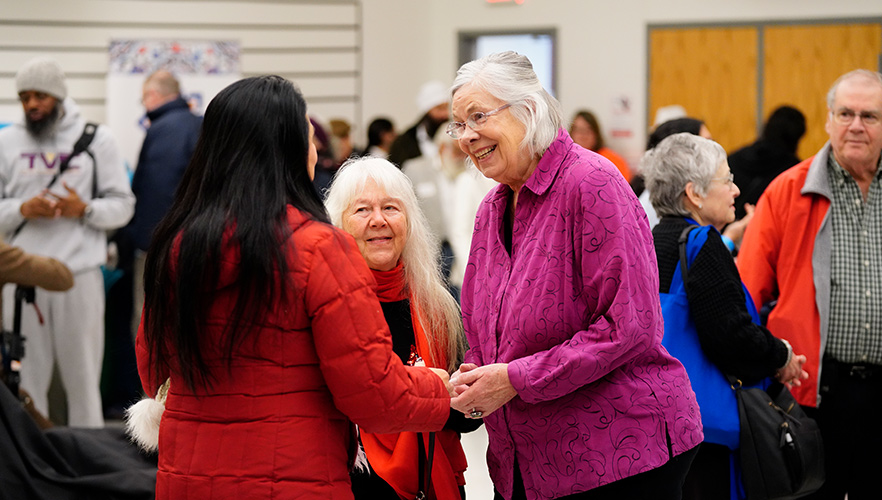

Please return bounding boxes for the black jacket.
[387,115,444,169]
[728,140,800,219]
[0,384,157,499]
[653,216,787,384]
[125,98,202,251]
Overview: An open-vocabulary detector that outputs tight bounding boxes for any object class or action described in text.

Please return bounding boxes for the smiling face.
[570,115,598,151]
[825,75,882,173]
[342,179,408,271]
[451,84,535,191]
[691,161,740,230]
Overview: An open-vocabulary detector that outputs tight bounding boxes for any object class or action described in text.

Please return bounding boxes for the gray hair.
[826,69,882,109]
[451,51,562,159]
[324,156,465,371]
[641,132,727,218]
[144,70,181,97]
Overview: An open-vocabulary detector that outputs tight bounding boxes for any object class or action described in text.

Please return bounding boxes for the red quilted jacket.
[136,205,450,499]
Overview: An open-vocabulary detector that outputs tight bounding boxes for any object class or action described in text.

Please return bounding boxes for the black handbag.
[730,378,825,499]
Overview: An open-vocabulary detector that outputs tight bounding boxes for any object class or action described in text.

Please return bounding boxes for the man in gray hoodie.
[0,57,135,427]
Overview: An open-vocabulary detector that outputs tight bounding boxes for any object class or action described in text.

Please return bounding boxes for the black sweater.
[653,216,787,384]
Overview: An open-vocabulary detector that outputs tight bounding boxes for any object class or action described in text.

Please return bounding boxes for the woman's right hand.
[722,203,755,247]
[429,367,455,397]
[449,363,478,396]
[776,353,808,388]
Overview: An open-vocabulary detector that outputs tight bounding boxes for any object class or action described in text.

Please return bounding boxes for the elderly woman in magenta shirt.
[447,51,703,500]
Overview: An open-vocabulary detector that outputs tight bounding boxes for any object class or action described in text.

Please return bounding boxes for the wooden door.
[649,27,758,153]
[763,23,882,160]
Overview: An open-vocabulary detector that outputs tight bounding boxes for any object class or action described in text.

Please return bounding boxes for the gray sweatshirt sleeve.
[0,141,26,234]
[82,126,135,230]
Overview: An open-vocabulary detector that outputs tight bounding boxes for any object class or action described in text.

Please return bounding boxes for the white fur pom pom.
[125,396,164,453]
[125,379,170,453]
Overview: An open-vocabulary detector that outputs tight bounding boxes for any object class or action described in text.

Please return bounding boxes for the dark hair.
[570,110,604,150]
[761,106,806,154]
[647,117,705,150]
[367,117,394,148]
[143,75,329,392]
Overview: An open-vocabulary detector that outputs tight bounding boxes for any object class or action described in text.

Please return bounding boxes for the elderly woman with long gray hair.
[446,51,703,500]
[325,156,479,500]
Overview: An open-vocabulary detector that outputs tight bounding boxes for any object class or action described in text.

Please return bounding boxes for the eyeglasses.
[831,108,881,126]
[712,173,735,186]
[446,104,511,139]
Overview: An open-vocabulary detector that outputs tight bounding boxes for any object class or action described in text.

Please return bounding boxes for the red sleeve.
[135,309,169,398]
[304,227,449,433]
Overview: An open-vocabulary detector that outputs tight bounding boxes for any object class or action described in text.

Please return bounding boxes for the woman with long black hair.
[136,75,452,500]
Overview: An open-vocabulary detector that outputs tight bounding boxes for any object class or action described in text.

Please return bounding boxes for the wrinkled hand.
[776,353,808,389]
[449,363,478,396]
[428,367,455,397]
[20,191,58,219]
[450,363,517,419]
[722,203,754,247]
[45,182,87,218]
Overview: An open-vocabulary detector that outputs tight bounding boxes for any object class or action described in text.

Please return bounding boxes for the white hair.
[826,69,882,109]
[451,51,562,159]
[324,156,466,371]
[641,132,727,218]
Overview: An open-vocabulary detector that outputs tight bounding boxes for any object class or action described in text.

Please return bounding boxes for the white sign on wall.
[106,40,241,172]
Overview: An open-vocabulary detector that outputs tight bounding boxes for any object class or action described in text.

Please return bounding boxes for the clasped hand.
[775,353,809,389]
[448,363,517,419]
[20,182,86,219]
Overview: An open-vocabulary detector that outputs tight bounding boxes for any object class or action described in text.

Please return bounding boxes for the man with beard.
[388,80,450,169]
[0,57,135,427]
[388,81,456,283]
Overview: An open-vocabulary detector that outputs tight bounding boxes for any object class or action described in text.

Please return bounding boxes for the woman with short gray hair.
[644,132,727,218]
[448,51,703,499]
[642,132,808,500]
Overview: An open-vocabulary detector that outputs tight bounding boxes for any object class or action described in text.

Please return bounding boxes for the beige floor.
[462,425,494,499]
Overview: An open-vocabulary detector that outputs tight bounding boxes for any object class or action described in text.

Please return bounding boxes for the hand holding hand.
[722,203,755,247]
[776,353,809,388]
[449,363,478,396]
[20,191,57,219]
[450,363,517,419]
[428,367,455,397]
[45,182,87,218]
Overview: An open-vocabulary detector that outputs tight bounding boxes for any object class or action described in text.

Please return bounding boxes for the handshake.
[427,362,518,419]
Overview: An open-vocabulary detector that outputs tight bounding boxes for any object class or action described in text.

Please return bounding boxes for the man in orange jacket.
[738,69,882,500]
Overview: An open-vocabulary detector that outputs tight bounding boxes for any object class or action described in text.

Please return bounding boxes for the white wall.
[0,0,360,130]
[5,0,880,158]
[361,0,882,162]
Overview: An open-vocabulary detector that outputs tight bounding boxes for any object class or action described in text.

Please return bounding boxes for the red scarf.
[360,263,467,500]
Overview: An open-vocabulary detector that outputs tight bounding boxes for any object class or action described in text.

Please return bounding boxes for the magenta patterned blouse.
[461,129,703,500]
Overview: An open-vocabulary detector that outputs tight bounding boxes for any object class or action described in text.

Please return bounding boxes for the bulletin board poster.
[106,40,241,171]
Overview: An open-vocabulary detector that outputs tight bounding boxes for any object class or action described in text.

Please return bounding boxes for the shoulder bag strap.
[680,224,743,390]
[416,431,436,500]
[677,224,699,281]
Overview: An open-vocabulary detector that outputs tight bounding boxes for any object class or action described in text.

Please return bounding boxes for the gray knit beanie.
[16,57,68,100]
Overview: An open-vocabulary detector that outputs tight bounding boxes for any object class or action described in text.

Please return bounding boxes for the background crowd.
[0,46,879,500]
